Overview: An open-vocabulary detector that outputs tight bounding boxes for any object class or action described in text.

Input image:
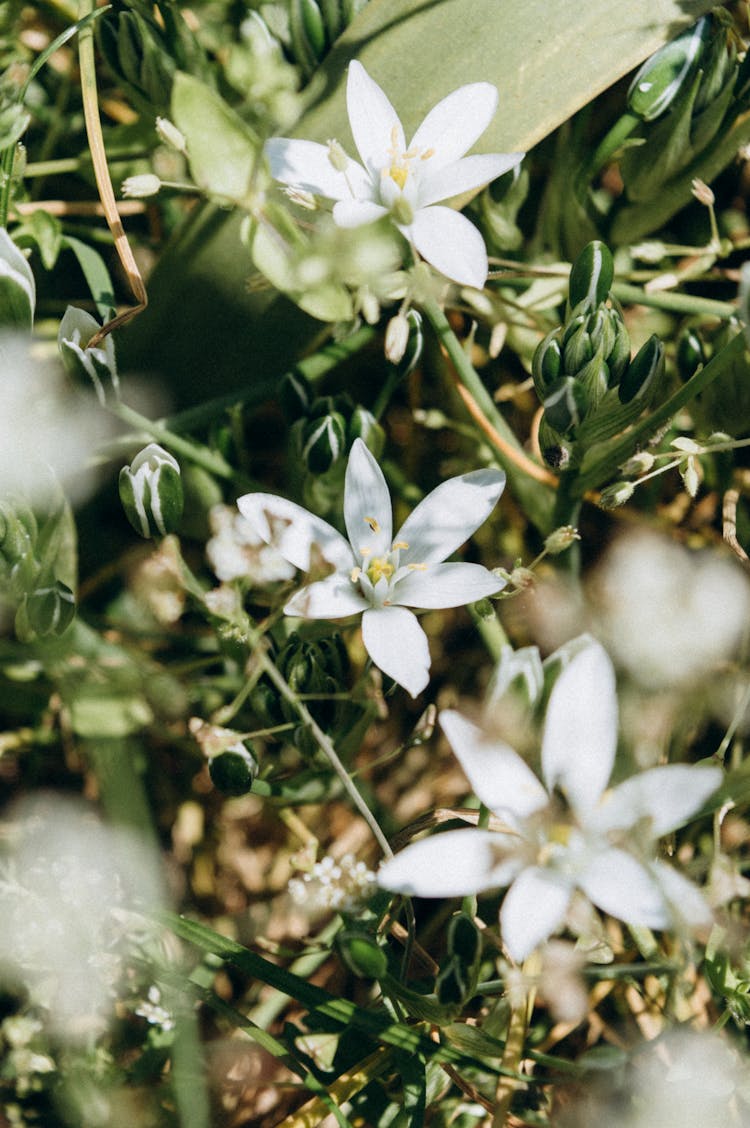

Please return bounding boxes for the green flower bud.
[447,913,481,966]
[279,368,314,420]
[337,931,388,979]
[607,315,632,386]
[301,411,347,474]
[251,680,285,728]
[25,580,76,637]
[532,330,563,395]
[209,742,258,796]
[568,241,614,312]
[119,444,184,539]
[575,351,609,409]
[289,0,327,78]
[543,377,588,436]
[0,227,35,330]
[627,16,710,121]
[392,309,424,380]
[58,306,118,404]
[618,335,664,404]
[544,525,581,555]
[537,416,572,469]
[563,321,594,372]
[436,956,467,1007]
[676,327,706,381]
[599,480,635,508]
[348,406,385,458]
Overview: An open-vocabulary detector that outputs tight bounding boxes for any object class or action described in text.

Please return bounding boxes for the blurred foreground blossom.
[378,638,721,961]
[0,335,113,508]
[0,796,165,1040]
[266,61,523,288]
[592,531,750,688]
[559,1029,750,1127]
[206,504,296,584]
[239,438,505,696]
[288,853,377,914]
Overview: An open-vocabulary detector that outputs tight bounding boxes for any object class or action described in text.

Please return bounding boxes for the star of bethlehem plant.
[238,438,506,697]
[378,637,723,962]
[265,60,524,288]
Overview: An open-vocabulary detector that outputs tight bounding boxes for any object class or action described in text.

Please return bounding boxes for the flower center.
[383,126,435,194]
[366,556,395,585]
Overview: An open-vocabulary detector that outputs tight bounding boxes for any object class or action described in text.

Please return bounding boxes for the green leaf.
[16,209,63,270]
[63,235,115,317]
[171,72,261,203]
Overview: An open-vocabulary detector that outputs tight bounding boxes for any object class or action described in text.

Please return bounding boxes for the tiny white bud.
[544,525,580,555]
[359,287,381,326]
[327,139,349,172]
[384,313,409,364]
[671,436,703,454]
[599,480,635,508]
[620,450,656,476]
[691,177,715,207]
[681,455,701,498]
[283,185,317,210]
[155,116,187,154]
[121,173,162,199]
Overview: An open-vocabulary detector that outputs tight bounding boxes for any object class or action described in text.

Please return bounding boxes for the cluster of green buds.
[0,227,35,331]
[620,11,747,204]
[285,0,369,81]
[253,631,349,753]
[119,444,184,539]
[532,241,664,467]
[281,372,385,477]
[1,503,76,640]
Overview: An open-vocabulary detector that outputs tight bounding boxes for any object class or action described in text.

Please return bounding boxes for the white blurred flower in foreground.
[238,438,505,696]
[0,335,113,508]
[288,854,377,914]
[266,61,523,288]
[378,638,722,961]
[593,531,750,688]
[206,504,296,584]
[0,796,165,1040]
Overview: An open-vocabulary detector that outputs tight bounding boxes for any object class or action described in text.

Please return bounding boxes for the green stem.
[611,281,737,320]
[584,111,641,179]
[575,331,749,495]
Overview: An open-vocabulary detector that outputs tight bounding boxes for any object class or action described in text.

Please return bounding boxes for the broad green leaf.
[63,234,115,317]
[171,71,261,203]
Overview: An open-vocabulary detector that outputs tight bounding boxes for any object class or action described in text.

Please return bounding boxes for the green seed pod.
[279,368,314,420]
[209,743,258,796]
[676,327,706,381]
[251,680,285,728]
[0,227,35,331]
[568,241,614,312]
[348,406,385,458]
[447,913,481,966]
[607,315,632,386]
[436,956,467,1007]
[543,377,588,436]
[627,16,710,121]
[119,443,184,538]
[301,411,347,474]
[337,931,388,979]
[25,580,76,637]
[618,334,665,404]
[532,329,563,396]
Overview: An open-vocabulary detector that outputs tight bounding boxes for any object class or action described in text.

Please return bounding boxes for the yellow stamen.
[366,556,396,585]
[364,516,380,532]
[360,547,372,557]
[420,147,435,160]
[389,165,408,190]
[407,563,427,571]
[350,567,361,583]
[392,540,409,550]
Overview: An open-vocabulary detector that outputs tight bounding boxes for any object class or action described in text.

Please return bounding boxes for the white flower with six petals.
[378,638,722,960]
[237,438,506,697]
[265,61,523,288]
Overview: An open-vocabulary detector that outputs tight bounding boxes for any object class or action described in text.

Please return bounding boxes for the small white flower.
[206,504,296,584]
[265,61,523,288]
[378,639,722,961]
[238,438,506,697]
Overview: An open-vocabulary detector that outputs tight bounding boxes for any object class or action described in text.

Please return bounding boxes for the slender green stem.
[584,111,641,179]
[611,281,737,320]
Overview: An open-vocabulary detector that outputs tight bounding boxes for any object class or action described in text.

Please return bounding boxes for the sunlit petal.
[406,205,489,287]
[419,153,524,208]
[650,860,713,927]
[333,199,388,227]
[378,828,522,898]
[595,765,723,838]
[500,868,573,962]
[440,710,548,820]
[347,60,404,174]
[541,641,617,814]
[265,137,360,200]
[578,848,669,928]
[393,562,504,609]
[284,575,369,619]
[395,467,505,565]
[361,605,430,697]
[409,82,499,168]
[344,438,393,556]
[237,493,354,573]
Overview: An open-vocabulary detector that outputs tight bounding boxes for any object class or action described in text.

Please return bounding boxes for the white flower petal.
[344,438,392,557]
[578,848,669,929]
[394,562,504,609]
[378,828,522,898]
[595,765,723,839]
[500,867,573,962]
[395,467,505,566]
[406,205,489,288]
[440,710,548,819]
[237,493,354,572]
[361,605,430,697]
[347,60,404,175]
[332,199,388,227]
[265,137,360,200]
[284,575,369,619]
[650,860,713,927]
[409,82,499,169]
[419,152,524,208]
[541,640,617,814]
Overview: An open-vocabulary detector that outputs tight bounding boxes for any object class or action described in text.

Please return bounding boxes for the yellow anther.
[364,516,380,532]
[388,165,408,190]
[392,540,409,550]
[420,147,435,160]
[407,563,427,571]
[350,567,361,583]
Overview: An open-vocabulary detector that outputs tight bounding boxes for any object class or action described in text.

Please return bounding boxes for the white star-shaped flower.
[378,638,722,960]
[265,61,523,288]
[237,438,506,697]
